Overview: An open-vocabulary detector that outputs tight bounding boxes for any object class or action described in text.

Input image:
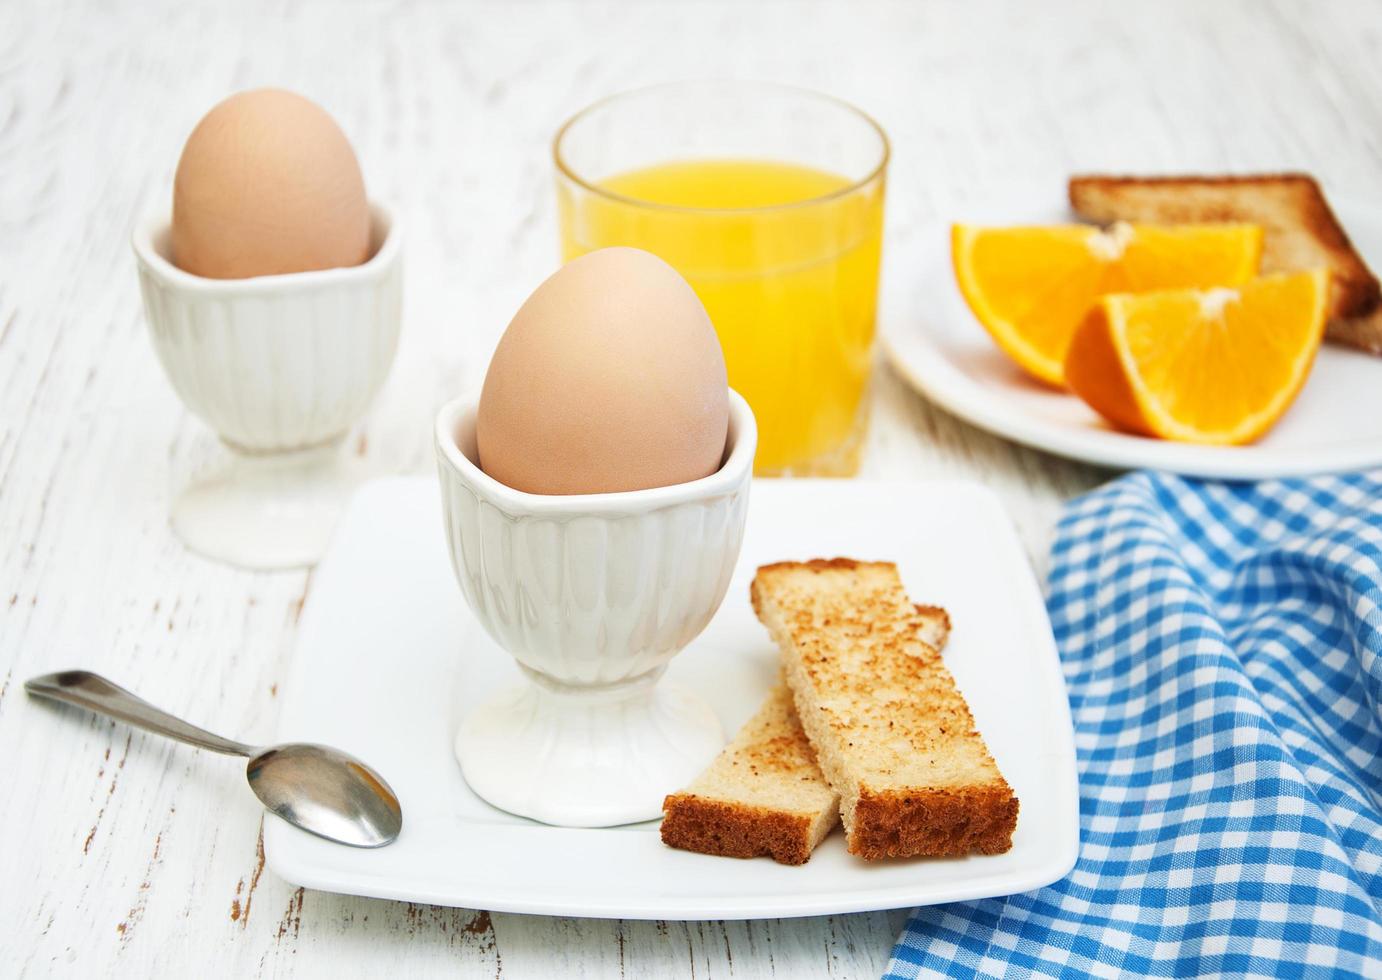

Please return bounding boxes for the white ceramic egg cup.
[132,204,402,570]
[434,392,755,827]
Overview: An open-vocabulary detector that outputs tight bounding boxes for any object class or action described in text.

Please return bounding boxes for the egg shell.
[172,88,370,279]
[477,247,730,495]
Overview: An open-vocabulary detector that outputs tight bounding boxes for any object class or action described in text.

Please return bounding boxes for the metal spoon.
[26,670,401,848]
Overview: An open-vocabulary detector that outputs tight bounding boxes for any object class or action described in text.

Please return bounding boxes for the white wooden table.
[3,1,1377,975]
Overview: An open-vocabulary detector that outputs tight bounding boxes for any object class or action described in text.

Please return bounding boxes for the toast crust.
[850,785,1020,860]
[1325,306,1382,355]
[1069,172,1380,328]
[660,794,821,865]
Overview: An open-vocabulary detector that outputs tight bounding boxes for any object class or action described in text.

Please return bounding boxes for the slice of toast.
[661,684,839,865]
[661,607,954,865]
[751,559,1018,861]
[1069,173,1381,350]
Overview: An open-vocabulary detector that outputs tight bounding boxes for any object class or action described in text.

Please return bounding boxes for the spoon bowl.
[247,743,402,848]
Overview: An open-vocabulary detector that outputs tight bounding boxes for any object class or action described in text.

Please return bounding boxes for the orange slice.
[952,223,1263,386]
[1064,270,1330,445]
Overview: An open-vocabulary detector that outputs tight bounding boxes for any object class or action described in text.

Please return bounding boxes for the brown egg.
[477,248,729,495]
[172,89,370,279]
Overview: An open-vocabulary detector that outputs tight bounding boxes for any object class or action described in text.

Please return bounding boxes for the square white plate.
[266,476,1079,919]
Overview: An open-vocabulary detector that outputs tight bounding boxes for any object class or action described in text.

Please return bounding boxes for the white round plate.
[881,193,1382,478]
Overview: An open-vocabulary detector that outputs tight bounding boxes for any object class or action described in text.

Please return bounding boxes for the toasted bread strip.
[661,684,839,865]
[662,608,954,865]
[752,559,1017,861]
[1069,173,1381,350]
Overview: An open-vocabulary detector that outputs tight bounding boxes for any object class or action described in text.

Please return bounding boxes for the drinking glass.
[555,82,889,476]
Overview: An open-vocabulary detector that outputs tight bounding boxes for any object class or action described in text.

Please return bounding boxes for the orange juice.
[558,159,885,474]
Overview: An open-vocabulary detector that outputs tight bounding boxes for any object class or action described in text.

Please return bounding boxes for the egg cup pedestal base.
[171,441,364,571]
[455,672,724,827]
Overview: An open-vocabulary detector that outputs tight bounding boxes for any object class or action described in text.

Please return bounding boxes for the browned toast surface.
[1069,173,1380,334]
[751,559,1017,861]
[1324,306,1382,355]
[661,684,839,865]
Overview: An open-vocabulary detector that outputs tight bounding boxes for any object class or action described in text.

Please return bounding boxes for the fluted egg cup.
[435,391,755,827]
[132,204,402,570]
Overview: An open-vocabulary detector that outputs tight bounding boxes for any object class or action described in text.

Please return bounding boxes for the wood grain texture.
[1,0,1377,975]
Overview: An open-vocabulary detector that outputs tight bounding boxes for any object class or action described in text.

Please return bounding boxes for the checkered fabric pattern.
[886,470,1382,979]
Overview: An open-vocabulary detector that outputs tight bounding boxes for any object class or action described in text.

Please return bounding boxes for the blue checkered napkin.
[885,471,1382,979]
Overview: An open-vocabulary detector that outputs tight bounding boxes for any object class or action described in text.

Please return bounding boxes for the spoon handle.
[26,670,255,757]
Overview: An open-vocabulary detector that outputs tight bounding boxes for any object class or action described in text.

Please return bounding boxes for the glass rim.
[552,80,891,215]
